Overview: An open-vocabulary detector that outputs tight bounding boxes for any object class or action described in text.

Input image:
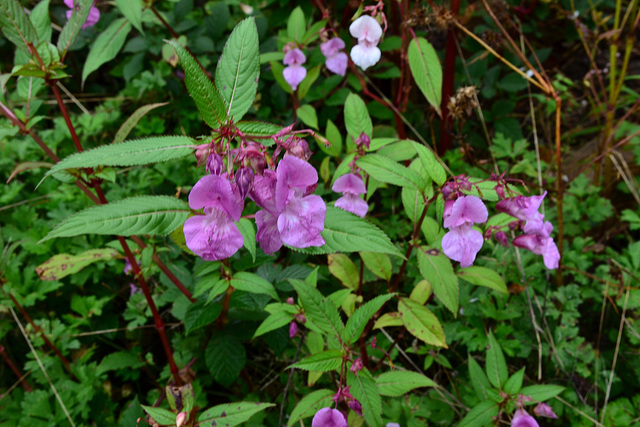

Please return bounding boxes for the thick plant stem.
[0,345,32,391]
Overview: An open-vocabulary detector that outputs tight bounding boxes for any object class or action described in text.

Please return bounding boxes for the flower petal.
[255,209,283,254]
[332,173,366,195]
[350,43,381,71]
[283,48,306,66]
[183,209,243,261]
[325,52,348,76]
[83,6,100,28]
[312,408,348,427]
[250,170,277,213]
[349,15,383,44]
[276,156,318,211]
[335,193,368,217]
[283,64,307,90]
[442,224,484,267]
[188,175,243,220]
[443,195,488,229]
[277,195,326,248]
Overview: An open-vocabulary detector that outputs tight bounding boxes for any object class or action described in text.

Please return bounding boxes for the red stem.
[0,345,33,391]
[49,84,83,152]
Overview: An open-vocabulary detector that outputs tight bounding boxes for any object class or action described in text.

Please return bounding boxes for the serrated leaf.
[82,18,131,84]
[42,136,195,182]
[360,252,392,281]
[376,371,436,396]
[205,332,246,387]
[141,406,176,425]
[343,293,395,345]
[468,355,492,400]
[372,312,402,329]
[458,401,499,427]
[113,103,168,144]
[215,17,260,122]
[504,367,525,395]
[398,297,447,347]
[344,93,372,139]
[290,350,343,372]
[236,218,256,261]
[296,104,318,129]
[0,0,39,54]
[170,41,228,128]
[115,0,142,33]
[519,384,565,402]
[197,401,274,426]
[253,310,294,338]
[235,121,281,141]
[458,266,508,294]
[97,351,144,374]
[416,247,459,315]
[486,330,508,388]
[288,206,402,257]
[36,248,120,281]
[289,278,344,339]
[287,389,333,427]
[411,141,447,186]
[184,300,222,335]
[328,253,359,291]
[30,0,51,43]
[409,280,432,305]
[357,154,426,192]
[40,196,189,242]
[347,369,382,427]
[322,119,342,157]
[408,37,442,116]
[287,6,305,42]
[230,272,278,300]
[57,0,93,59]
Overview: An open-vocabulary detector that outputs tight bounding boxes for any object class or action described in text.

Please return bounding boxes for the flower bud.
[176,412,188,427]
[235,167,254,199]
[495,230,509,247]
[206,153,224,175]
[350,357,364,374]
[286,297,295,305]
[289,321,298,338]
[355,132,370,150]
[348,399,363,416]
[288,139,312,161]
[495,183,506,199]
[533,402,557,419]
[294,313,306,324]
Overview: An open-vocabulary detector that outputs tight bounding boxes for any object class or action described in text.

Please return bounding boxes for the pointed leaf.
[417,247,458,315]
[0,0,39,54]
[205,332,246,387]
[115,0,142,33]
[289,350,343,372]
[347,369,382,427]
[197,401,274,426]
[328,253,359,290]
[289,278,344,339]
[357,154,426,192]
[287,389,334,427]
[113,103,168,144]
[236,218,256,261]
[235,121,281,141]
[36,248,120,281]
[344,93,372,139]
[30,0,51,43]
[184,300,222,335]
[82,18,131,84]
[411,141,447,186]
[253,310,294,338]
[504,367,525,395]
[398,297,447,347]
[287,7,305,42]
[141,406,176,425]
[360,252,392,281]
[458,401,499,427]
[343,293,395,345]
[486,331,508,388]
[468,355,492,400]
[408,37,442,115]
[519,385,565,402]
[57,0,93,59]
[376,371,436,396]
[230,272,278,300]
[458,266,508,294]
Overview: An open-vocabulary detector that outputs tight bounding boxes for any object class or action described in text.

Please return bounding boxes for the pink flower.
[349,15,383,70]
[64,0,100,29]
[312,408,347,427]
[533,402,558,419]
[332,173,368,217]
[441,196,488,267]
[321,38,348,76]
[496,192,546,234]
[511,409,540,427]
[183,175,244,261]
[513,234,560,269]
[283,48,307,90]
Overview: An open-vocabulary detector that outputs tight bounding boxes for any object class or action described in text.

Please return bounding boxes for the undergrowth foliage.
[1,0,639,426]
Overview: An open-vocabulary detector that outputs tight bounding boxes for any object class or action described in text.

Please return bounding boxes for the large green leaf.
[458,266,508,294]
[289,278,344,339]
[486,330,508,389]
[235,121,281,141]
[357,154,426,192]
[375,371,436,396]
[289,206,402,257]
[328,253,359,291]
[41,136,195,182]
[197,401,274,426]
[398,297,447,347]
[458,401,499,427]
[347,369,382,427]
[360,252,392,281]
[416,247,459,315]
[287,389,334,427]
[287,7,306,42]
[215,17,260,122]
[40,196,189,242]
[411,141,447,186]
[184,300,222,335]
[408,37,442,116]
[57,0,93,59]
[36,248,120,281]
[205,332,246,387]
[141,406,176,425]
[82,18,131,84]
[289,350,343,372]
[519,384,565,402]
[30,0,51,43]
[0,0,39,54]
[468,354,492,400]
[344,93,372,139]
[170,41,228,128]
[342,293,395,345]
[115,0,142,33]
[230,272,279,300]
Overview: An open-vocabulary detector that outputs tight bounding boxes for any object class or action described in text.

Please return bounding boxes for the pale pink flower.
[321,38,348,76]
[283,48,307,90]
[349,15,383,70]
[441,196,488,267]
[332,173,368,217]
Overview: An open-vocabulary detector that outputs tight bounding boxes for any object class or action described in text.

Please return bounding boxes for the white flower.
[349,15,383,70]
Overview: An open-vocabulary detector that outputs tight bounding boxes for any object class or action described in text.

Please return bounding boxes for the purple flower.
[496,192,546,233]
[332,173,368,217]
[183,175,244,261]
[206,153,224,175]
[513,234,560,269]
[348,399,363,416]
[312,408,347,427]
[386,424,401,427]
[250,156,326,254]
[533,402,558,419]
[64,0,100,29]
[283,48,307,91]
[289,321,298,338]
[441,196,488,267]
[321,38,348,76]
[511,409,540,427]
[349,15,383,70]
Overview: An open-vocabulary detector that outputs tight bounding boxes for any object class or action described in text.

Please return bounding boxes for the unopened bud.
[194,146,209,166]
[288,139,312,161]
[286,297,295,305]
[495,183,506,199]
[176,412,188,427]
[294,313,306,324]
[348,399,363,416]
[206,153,224,175]
[356,132,370,150]
[495,231,509,247]
[458,175,472,192]
[350,358,364,374]
[442,182,455,200]
[289,321,298,338]
[235,167,254,199]
[533,402,558,419]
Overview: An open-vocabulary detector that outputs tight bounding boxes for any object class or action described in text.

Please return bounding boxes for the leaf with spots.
[398,297,447,348]
[417,246,459,315]
[197,401,275,426]
[36,248,120,281]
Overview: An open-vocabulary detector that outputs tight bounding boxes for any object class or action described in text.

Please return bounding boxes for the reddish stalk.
[49,84,83,153]
[0,345,33,391]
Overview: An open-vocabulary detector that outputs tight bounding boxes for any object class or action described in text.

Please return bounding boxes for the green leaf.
[235,121,281,141]
[344,93,372,139]
[40,196,189,242]
[169,41,228,128]
[253,310,294,338]
[42,136,195,182]
[30,0,51,43]
[113,103,168,144]
[302,19,327,44]
[347,369,382,427]
[230,272,278,300]
[322,119,342,157]
[115,0,143,33]
[458,266,508,294]
[411,141,447,186]
[236,218,256,261]
[290,350,343,372]
[416,247,459,315]
[372,312,402,329]
[458,401,499,427]
[289,278,344,339]
[343,293,395,345]
[376,371,436,396]
[298,65,320,100]
[141,406,176,425]
[328,253,359,291]
[35,248,120,281]
[197,401,274,426]
[215,17,260,122]
[82,18,131,84]
[360,252,392,281]
[398,297,447,347]
[504,367,525,395]
[486,330,508,388]
[296,104,318,129]
[408,37,442,116]
[0,0,39,54]
[519,385,565,402]
[357,154,426,192]
[57,0,93,59]
[409,280,432,305]
[287,7,306,42]
[468,355,492,400]
[184,300,222,335]
[287,389,334,427]
[289,206,402,257]
[97,351,144,374]
[205,332,246,387]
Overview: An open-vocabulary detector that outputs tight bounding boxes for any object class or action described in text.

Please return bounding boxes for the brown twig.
[0,345,33,391]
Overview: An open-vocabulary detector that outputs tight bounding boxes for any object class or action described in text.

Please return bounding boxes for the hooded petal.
[283,64,307,91]
[350,43,381,71]
[332,173,366,195]
[283,48,306,66]
[335,193,368,217]
[311,408,348,427]
[276,155,319,211]
[83,6,100,28]
[66,9,73,21]
[443,195,488,229]
[496,192,546,223]
[277,195,326,248]
[512,234,559,269]
[183,209,244,261]
[349,15,383,44]
[255,209,283,254]
[541,238,560,269]
[511,409,540,427]
[523,219,553,238]
[442,223,484,267]
[325,52,348,76]
[250,170,277,213]
[321,38,346,57]
[188,175,243,220]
